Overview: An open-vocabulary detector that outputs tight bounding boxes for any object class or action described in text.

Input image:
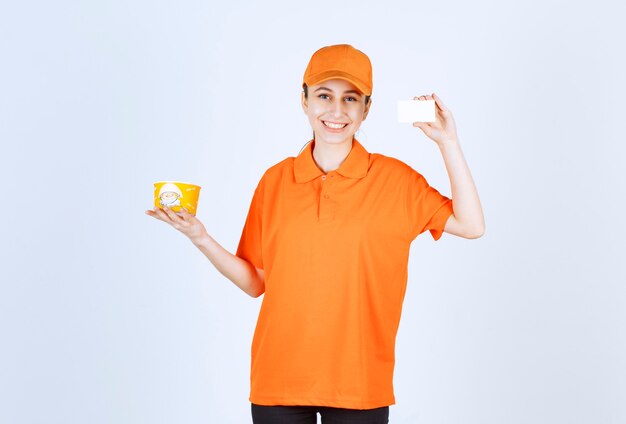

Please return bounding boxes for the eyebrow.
[314,87,362,96]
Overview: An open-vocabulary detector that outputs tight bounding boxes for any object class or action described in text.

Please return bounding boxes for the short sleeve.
[406,168,454,241]
[236,176,265,269]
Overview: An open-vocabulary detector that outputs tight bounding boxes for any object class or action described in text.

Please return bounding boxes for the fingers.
[161,206,187,227]
[414,93,447,113]
[145,206,184,225]
[145,206,169,222]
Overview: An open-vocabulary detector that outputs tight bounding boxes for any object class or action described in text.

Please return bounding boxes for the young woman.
[146,44,484,424]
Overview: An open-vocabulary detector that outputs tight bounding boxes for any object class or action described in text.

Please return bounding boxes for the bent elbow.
[467,224,485,239]
[244,266,265,298]
[246,280,265,298]
[248,287,265,298]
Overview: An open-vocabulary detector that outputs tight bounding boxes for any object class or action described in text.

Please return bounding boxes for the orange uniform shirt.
[236,138,454,409]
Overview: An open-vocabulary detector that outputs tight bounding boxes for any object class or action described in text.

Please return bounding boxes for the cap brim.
[305,70,371,96]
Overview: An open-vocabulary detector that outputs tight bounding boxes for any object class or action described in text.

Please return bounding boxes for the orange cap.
[302,44,373,96]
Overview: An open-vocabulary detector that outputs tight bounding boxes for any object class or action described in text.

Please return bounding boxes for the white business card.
[397,99,436,123]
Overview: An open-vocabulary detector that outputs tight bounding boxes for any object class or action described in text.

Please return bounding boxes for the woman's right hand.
[145,206,208,244]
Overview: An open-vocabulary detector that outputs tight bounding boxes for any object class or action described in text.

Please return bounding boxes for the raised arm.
[145,206,265,297]
[413,93,485,239]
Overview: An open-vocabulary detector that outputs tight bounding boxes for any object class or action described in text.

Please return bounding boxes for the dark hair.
[302,83,371,105]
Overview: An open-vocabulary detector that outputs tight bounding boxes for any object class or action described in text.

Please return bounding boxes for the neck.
[312,138,354,173]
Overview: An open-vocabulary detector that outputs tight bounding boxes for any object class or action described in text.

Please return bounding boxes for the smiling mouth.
[322,121,348,129]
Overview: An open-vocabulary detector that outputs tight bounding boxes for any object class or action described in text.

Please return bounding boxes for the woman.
[146,44,485,424]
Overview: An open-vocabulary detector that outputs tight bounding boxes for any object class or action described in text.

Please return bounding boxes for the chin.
[317,136,353,146]
[315,130,355,144]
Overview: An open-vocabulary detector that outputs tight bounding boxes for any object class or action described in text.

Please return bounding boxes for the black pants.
[251,403,389,424]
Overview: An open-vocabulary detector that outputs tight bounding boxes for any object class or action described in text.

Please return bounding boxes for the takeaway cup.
[153,181,201,215]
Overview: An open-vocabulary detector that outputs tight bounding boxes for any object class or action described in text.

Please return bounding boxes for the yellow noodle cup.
[153,181,201,215]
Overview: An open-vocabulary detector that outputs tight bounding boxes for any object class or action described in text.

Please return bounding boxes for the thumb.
[412,121,428,130]
[413,121,433,137]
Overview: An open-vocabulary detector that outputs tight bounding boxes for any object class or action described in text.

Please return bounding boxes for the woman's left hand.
[412,93,458,148]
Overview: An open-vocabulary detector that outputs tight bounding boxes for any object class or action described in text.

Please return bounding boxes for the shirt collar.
[294,138,370,183]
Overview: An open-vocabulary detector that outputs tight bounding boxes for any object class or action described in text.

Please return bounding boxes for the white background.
[1,0,624,423]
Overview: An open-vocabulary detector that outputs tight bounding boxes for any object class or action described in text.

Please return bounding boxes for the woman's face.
[301,78,371,147]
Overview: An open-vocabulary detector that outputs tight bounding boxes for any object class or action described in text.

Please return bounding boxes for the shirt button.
[323,194,330,199]
[321,175,326,180]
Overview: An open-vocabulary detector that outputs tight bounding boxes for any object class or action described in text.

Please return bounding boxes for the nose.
[330,98,346,117]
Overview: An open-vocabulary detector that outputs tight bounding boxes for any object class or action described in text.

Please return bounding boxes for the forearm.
[439,138,485,235]
[191,233,265,298]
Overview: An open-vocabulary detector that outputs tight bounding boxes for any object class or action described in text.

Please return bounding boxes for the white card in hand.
[397,99,436,123]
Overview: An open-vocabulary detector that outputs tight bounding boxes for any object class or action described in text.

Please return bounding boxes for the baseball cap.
[302,44,373,96]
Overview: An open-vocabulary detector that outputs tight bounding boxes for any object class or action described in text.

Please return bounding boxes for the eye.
[318,94,330,100]
[344,96,357,102]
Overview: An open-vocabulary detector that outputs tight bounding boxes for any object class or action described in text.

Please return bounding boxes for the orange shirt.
[236,138,453,409]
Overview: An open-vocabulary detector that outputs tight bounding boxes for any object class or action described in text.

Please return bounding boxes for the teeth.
[323,121,347,129]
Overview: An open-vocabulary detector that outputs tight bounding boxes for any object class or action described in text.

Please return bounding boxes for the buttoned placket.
[318,172,336,222]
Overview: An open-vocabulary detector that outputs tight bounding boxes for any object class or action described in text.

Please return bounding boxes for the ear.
[362,98,372,121]
[301,91,308,113]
